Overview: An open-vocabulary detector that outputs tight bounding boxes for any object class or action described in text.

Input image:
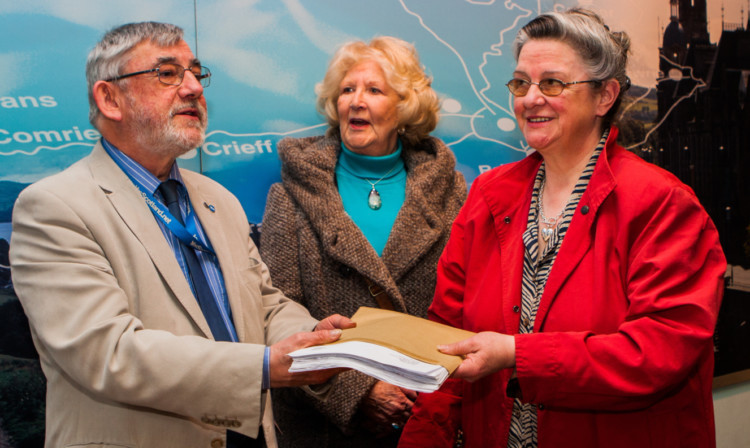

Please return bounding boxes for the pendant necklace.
[365,164,397,210]
[537,177,567,242]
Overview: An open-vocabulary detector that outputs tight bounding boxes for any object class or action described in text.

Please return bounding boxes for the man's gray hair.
[86,22,184,127]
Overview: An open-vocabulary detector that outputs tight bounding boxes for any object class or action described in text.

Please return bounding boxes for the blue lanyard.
[137,185,215,254]
[103,141,215,254]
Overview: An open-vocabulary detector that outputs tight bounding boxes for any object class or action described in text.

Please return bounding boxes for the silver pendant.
[368,188,382,210]
[541,226,554,242]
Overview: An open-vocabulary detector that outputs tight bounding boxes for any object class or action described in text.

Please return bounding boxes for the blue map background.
[0,0,583,234]
[4,3,750,446]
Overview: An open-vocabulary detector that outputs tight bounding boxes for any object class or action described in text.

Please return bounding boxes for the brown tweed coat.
[259,133,466,447]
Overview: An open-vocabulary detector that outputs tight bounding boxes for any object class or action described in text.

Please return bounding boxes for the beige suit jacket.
[10,142,318,447]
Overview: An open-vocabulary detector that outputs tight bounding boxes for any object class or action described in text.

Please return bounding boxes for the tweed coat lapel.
[88,143,212,338]
[381,145,446,281]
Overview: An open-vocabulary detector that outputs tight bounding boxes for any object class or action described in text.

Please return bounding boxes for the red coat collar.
[477,127,621,223]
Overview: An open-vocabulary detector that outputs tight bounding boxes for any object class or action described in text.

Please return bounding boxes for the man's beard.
[126,96,208,160]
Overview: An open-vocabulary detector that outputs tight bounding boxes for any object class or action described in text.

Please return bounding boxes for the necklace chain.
[364,164,398,188]
[538,178,563,224]
[537,176,574,242]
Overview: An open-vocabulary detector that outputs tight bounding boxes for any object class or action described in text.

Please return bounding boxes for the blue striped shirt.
[101,138,238,342]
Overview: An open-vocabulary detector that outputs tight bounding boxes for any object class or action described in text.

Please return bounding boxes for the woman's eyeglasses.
[505,78,600,97]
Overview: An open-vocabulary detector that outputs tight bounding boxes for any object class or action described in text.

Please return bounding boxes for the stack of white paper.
[289,340,449,393]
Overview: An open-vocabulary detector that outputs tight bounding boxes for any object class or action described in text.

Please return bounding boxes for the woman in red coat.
[399,8,726,448]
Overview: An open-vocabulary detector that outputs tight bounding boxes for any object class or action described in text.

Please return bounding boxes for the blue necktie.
[158,180,233,342]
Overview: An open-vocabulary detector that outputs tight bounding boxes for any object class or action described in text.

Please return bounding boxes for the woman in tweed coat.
[259,36,466,447]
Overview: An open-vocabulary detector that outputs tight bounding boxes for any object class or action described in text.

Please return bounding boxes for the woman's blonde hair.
[316,36,439,145]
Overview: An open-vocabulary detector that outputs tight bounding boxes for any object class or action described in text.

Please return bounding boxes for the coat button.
[513,305,520,313]
[211,438,224,448]
[504,216,511,224]
[581,205,590,215]
[538,403,545,410]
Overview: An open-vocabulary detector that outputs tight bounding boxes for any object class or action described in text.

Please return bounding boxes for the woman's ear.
[92,80,124,122]
[596,78,621,118]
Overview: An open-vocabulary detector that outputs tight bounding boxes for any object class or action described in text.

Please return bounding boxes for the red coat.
[399,129,726,448]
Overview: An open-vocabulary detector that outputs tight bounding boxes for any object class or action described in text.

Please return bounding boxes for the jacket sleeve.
[516,184,726,411]
[260,183,305,305]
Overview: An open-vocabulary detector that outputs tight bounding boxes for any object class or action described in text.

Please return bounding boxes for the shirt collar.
[100,137,184,195]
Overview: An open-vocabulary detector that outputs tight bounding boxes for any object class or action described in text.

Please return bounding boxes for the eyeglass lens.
[158,63,211,87]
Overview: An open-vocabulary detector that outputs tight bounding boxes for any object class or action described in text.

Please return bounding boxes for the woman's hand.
[360,381,417,436]
[439,331,516,382]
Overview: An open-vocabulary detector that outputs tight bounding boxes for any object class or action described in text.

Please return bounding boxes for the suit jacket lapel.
[88,144,212,338]
[185,178,255,342]
[381,177,442,281]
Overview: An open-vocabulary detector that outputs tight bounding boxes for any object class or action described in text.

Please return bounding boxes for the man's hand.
[438,331,516,382]
[269,314,355,388]
[315,314,356,332]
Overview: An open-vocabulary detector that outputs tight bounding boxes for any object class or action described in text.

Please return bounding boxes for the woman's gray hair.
[316,36,440,146]
[86,22,184,127]
[512,8,631,129]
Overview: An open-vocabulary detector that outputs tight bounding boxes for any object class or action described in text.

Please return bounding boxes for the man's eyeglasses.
[105,63,211,87]
[505,78,600,97]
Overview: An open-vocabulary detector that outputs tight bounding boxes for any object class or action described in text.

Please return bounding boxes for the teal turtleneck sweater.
[335,142,407,256]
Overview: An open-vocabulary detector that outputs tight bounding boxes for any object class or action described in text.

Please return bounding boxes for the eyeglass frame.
[505,78,601,97]
[104,62,212,87]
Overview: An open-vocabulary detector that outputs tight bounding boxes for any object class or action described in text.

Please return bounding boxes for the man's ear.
[596,78,621,118]
[92,80,124,122]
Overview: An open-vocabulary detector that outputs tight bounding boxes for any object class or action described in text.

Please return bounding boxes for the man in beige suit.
[10,22,353,448]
